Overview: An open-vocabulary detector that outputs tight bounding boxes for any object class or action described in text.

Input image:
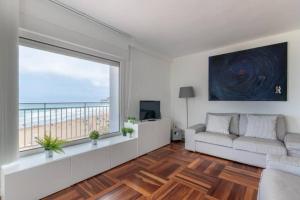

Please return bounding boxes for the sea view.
[19,45,113,151]
[19,101,109,127]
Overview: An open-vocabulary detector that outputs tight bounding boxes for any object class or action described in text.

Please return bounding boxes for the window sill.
[19,132,121,156]
[2,134,137,175]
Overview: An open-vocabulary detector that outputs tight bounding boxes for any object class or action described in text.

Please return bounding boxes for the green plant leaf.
[89,130,100,140]
[35,135,66,154]
[127,128,134,134]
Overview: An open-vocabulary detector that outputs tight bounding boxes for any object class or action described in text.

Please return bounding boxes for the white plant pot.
[45,150,53,158]
[92,140,98,145]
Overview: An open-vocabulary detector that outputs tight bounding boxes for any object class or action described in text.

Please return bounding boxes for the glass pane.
[19,45,119,151]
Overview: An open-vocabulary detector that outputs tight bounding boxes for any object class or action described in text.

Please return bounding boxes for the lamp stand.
[186,97,189,128]
[179,86,194,128]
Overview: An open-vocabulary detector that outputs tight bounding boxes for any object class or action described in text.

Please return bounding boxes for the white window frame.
[18,37,123,156]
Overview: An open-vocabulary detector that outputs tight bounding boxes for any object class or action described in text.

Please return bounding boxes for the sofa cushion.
[233,136,287,155]
[206,114,231,134]
[288,150,300,158]
[285,133,300,150]
[266,154,300,176]
[259,169,300,200]
[206,113,239,135]
[195,132,237,147]
[245,115,277,140]
[285,134,300,157]
[239,114,286,141]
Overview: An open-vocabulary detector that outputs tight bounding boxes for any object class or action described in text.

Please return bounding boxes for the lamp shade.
[179,86,195,98]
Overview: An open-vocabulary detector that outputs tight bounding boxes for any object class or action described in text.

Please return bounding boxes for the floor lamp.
[179,86,195,128]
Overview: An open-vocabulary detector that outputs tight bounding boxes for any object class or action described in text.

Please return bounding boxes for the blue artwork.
[209,42,287,101]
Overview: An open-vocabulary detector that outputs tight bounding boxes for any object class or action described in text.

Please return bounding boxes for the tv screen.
[209,42,287,101]
[140,101,161,120]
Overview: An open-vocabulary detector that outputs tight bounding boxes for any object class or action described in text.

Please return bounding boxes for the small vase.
[45,150,53,158]
[122,132,127,137]
[92,139,98,145]
[129,133,133,138]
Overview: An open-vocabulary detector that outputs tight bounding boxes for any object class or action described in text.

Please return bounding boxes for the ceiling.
[56,0,300,58]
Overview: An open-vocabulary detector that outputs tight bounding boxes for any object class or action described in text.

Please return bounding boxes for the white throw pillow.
[206,114,232,134]
[245,115,277,140]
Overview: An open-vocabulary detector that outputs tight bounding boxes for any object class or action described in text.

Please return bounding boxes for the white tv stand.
[125,118,171,156]
[1,119,171,200]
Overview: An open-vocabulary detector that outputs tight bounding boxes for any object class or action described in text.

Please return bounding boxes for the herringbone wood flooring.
[42,143,262,200]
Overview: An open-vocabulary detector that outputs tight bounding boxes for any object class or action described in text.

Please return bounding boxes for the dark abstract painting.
[209,42,287,101]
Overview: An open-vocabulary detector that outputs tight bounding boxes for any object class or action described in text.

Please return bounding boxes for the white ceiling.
[57,0,300,58]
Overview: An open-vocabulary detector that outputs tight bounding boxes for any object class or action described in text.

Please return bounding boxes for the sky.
[19,45,111,103]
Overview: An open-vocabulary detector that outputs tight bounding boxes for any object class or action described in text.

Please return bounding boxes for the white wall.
[109,66,120,133]
[171,30,300,133]
[0,0,19,191]
[19,0,131,59]
[128,48,171,119]
[0,0,19,166]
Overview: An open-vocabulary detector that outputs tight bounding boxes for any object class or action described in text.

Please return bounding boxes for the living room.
[1,0,300,199]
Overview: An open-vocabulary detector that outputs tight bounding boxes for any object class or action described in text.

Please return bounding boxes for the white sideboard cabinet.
[125,118,171,156]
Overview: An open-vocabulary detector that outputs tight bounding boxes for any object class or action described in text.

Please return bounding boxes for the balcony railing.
[19,102,110,151]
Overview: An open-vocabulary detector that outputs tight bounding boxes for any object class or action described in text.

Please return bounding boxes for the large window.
[19,41,120,151]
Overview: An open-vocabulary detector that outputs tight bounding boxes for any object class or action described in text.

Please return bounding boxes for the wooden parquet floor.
[42,142,262,200]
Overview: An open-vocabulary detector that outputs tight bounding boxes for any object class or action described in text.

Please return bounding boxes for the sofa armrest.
[184,123,205,151]
[284,132,300,150]
[266,154,300,176]
[187,123,206,133]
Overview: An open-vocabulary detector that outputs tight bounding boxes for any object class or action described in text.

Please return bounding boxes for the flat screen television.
[139,101,161,121]
[209,42,287,101]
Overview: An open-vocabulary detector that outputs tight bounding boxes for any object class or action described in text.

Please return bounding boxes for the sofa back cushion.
[206,113,239,135]
[206,114,232,134]
[239,114,286,141]
[245,115,278,140]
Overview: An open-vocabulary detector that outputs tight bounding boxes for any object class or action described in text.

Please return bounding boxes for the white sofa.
[185,113,300,168]
[258,154,300,200]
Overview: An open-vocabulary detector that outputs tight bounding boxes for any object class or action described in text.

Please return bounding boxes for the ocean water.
[19,102,109,128]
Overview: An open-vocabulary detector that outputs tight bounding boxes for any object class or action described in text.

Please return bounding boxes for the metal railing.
[19,102,110,151]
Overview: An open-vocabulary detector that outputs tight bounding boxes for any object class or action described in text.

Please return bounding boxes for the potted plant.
[89,130,100,145]
[35,135,65,158]
[127,117,136,124]
[127,128,134,138]
[121,127,128,136]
